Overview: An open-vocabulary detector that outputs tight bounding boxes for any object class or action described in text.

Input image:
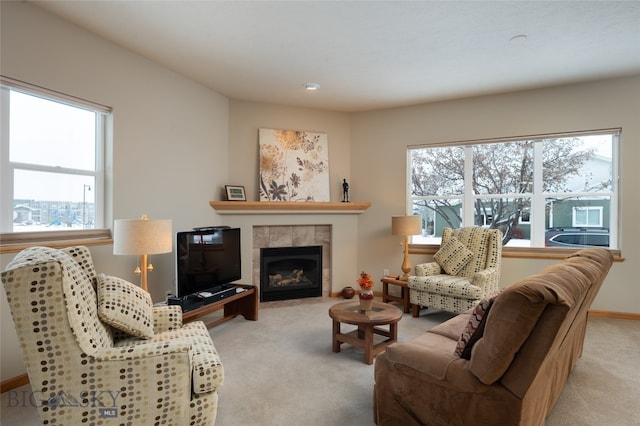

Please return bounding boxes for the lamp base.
[400,235,412,281]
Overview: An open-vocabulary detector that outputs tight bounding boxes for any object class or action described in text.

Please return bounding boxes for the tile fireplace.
[209,201,371,297]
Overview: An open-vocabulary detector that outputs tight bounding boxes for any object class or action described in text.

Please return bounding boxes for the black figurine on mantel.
[342,179,350,202]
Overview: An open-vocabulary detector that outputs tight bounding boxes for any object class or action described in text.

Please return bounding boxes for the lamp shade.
[113,218,172,255]
[391,215,422,236]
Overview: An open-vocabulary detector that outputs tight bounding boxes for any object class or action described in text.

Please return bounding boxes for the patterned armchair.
[408,227,502,315]
[1,246,223,425]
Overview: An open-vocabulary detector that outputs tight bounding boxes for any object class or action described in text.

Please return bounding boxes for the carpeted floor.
[2,297,638,425]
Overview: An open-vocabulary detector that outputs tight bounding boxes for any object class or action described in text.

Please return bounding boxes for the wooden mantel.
[209,201,371,215]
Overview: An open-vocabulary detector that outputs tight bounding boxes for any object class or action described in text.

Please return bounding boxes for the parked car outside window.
[544,228,609,248]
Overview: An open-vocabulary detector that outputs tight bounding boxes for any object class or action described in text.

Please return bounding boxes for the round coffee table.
[329,300,403,364]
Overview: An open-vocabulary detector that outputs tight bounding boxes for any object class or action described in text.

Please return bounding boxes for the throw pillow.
[434,236,474,275]
[454,294,498,359]
[97,273,154,339]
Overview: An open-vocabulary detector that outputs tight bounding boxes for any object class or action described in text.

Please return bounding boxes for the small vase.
[359,288,374,312]
[341,286,356,299]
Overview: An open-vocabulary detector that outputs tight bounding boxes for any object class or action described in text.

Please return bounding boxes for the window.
[409,129,619,249]
[573,206,603,227]
[1,77,111,236]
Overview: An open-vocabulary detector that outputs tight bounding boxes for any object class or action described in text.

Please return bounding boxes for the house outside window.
[1,77,111,237]
[408,129,619,249]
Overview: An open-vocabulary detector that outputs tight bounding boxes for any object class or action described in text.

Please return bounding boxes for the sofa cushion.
[434,236,474,275]
[97,274,154,339]
[454,296,495,359]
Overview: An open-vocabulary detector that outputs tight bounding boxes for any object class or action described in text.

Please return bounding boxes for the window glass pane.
[412,199,463,244]
[547,197,609,229]
[543,135,612,193]
[475,197,531,247]
[545,196,609,248]
[545,229,609,248]
[13,169,95,231]
[473,141,534,195]
[410,146,464,196]
[9,90,96,170]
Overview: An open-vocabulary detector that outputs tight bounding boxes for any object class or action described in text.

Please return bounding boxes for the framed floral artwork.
[258,128,330,201]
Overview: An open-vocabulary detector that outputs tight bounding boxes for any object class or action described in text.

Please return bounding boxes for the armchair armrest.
[153,305,183,333]
[471,268,500,292]
[97,339,192,362]
[414,261,442,277]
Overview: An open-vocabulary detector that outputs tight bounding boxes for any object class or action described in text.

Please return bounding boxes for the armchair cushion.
[434,236,474,275]
[97,273,154,339]
[409,275,484,299]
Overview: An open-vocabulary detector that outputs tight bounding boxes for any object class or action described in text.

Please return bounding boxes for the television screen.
[176,227,241,296]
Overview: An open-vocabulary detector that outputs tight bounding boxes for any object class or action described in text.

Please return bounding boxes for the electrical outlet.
[383,268,390,277]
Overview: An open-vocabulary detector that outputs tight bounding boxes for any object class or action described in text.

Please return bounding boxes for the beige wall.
[1,1,229,381]
[351,76,640,314]
[2,1,638,384]
[228,100,352,201]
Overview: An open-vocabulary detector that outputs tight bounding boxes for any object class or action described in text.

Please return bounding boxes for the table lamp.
[113,214,172,291]
[391,215,422,280]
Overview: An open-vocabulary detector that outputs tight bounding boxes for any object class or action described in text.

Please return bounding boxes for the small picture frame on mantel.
[225,185,246,201]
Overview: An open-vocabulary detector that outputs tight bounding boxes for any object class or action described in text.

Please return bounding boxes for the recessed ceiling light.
[304,83,320,91]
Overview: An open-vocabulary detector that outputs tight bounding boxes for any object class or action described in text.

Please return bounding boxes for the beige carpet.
[2,297,638,425]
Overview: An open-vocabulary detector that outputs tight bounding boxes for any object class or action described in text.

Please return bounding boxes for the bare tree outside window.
[409,132,617,248]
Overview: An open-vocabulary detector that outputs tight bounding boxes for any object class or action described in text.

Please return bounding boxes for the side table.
[381,277,411,313]
[329,301,403,365]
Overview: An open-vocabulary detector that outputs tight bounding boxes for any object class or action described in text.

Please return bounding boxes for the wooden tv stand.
[182,284,258,328]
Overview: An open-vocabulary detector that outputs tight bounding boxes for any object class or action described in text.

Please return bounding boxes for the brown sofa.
[374,248,614,426]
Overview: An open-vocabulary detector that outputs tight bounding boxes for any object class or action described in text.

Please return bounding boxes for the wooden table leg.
[389,322,398,342]
[401,286,410,313]
[363,325,374,365]
[332,319,341,353]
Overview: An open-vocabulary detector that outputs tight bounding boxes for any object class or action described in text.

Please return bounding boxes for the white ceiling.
[31,0,640,112]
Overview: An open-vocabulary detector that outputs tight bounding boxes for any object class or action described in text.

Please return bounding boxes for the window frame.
[0,76,112,249]
[407,128,621,255]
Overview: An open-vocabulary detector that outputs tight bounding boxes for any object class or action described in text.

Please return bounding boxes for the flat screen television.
[175,227,241,297]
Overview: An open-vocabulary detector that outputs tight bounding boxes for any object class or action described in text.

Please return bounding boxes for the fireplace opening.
[260,245,322,302]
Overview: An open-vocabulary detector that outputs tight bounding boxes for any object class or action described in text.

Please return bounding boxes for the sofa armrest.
[414,261,442,276]
[383,333,490,393]
[153,305,183,333]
